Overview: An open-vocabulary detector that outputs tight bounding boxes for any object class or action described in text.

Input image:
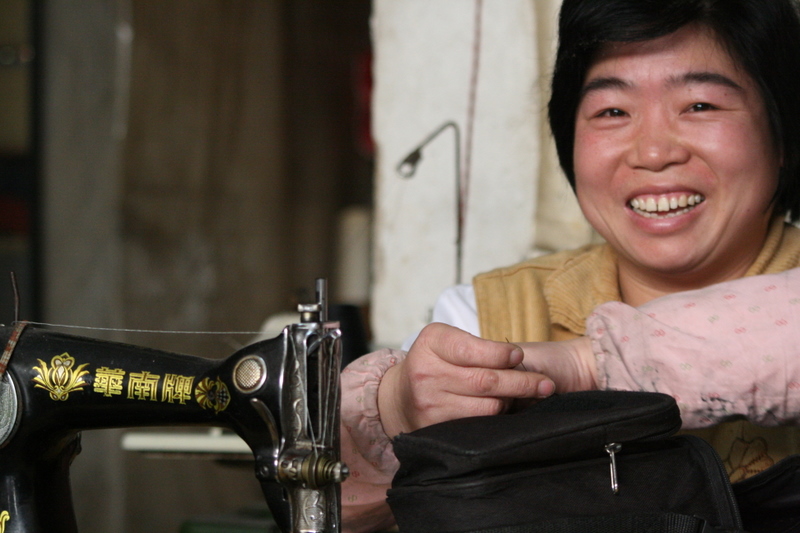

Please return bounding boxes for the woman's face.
[574,25,780,297]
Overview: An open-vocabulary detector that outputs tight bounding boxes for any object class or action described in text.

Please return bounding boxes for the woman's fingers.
[414,322,523,369]
[377,323,556,437]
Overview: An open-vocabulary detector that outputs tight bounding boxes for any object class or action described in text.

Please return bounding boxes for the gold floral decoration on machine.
[32,353,90,401]
[195,376,231,413]
[0,510,10,532]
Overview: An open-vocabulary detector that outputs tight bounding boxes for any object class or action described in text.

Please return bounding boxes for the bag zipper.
[604,443,622,494]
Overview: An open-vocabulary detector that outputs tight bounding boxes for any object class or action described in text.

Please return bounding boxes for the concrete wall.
[41,2,129,530]
[37,0,597,528]
[40,1,370,531]
[370,0,593,348]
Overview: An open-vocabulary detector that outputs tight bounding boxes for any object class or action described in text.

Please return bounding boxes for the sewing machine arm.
[0,284,345,533]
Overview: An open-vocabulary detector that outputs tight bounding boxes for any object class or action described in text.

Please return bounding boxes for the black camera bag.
[387,391,746,533]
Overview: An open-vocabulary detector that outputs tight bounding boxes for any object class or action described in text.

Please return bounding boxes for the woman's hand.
[518,337,598,393]
[377,323,558,438]
[510,337,598,411]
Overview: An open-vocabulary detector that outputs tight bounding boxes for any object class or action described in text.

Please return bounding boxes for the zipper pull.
[605,443,622,494]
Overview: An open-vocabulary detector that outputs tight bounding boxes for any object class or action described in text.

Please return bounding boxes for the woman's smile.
[628,192,705,218]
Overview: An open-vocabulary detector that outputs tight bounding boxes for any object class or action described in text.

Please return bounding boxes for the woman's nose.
[626,113,690,171]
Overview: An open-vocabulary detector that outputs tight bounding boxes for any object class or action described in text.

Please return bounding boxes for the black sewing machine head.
[0,279,346,533]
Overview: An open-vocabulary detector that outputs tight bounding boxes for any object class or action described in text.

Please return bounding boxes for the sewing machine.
[0,279,347,533]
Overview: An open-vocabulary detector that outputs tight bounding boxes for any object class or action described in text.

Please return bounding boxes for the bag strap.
[456,513,743,533]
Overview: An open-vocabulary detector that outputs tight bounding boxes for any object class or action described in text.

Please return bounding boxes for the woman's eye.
[688,102,717,112]
[598,108,626,118]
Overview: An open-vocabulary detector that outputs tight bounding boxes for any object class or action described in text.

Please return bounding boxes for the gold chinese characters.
[32,352,226,412]
[94,367,195,404]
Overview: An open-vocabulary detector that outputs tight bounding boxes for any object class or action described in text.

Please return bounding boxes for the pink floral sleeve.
[588,268,800,428]
[339,348,405,533]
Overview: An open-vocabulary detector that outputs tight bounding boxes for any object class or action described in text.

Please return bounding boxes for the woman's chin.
[617,244,716,280]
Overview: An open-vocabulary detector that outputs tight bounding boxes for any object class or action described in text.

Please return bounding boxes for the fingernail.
[508,347,523,367]
[537,379,555,397]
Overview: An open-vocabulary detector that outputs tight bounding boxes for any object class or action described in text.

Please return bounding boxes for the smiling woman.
[340,1,800,532]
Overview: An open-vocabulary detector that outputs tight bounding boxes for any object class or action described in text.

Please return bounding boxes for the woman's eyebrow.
[580,71,745,100]
[668,71,745,92]
[580,76,630,99]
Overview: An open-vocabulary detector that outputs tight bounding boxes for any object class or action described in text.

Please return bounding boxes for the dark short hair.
[548,0,800,221]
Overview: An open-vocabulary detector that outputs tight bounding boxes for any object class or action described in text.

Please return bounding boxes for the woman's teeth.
[629,194,705,218]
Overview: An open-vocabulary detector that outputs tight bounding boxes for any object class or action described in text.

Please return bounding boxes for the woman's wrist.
[563,336,598,391]
[377,363,407,439]
[517,337,598,393]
